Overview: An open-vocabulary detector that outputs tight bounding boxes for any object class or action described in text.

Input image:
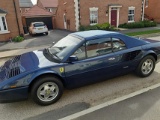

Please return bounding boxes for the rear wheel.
[136,55,155,77]
[31,76,63,106]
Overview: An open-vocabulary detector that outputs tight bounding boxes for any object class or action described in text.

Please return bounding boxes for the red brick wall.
[0,0,23,42]
[145,0,160,22]
[56,0,142,31]
[55,0,76,31]
[80,0,142,26]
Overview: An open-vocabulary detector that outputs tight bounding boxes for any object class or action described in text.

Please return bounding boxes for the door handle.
[108,58,115,61]
[79,63,91,67]
[86,63,91,66]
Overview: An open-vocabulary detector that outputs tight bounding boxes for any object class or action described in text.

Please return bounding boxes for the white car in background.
[29,22,48,36]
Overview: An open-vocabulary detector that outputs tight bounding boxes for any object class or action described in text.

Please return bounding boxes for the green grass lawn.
[126,29,160,36]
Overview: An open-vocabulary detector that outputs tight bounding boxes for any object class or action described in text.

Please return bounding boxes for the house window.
[20,8,22,13]
[145,0,149,7]
[49,8,52,12]
[128,7,135,22]
[2,17,7,30]
[0,16,8,32]
[89,7,98,25]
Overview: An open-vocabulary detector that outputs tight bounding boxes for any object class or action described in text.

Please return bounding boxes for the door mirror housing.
[68,55,78,62]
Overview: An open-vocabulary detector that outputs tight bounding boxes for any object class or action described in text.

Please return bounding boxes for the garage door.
[26,17,53,30]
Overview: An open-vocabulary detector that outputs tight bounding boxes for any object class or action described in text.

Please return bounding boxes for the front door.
[111,9,117,27]
[64,38,118,88]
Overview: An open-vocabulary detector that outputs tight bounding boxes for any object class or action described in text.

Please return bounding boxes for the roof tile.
[22,5,53,17]
[19,0,33,7]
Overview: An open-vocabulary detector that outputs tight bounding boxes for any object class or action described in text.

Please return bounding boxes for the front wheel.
[31,76,63,106]
[136,55,155,77]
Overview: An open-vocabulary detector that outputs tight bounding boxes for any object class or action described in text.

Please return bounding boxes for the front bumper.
[0,86,28,103]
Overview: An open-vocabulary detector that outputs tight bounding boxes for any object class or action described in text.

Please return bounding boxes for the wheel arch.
[143,52,157,61]
[28,73,66,92]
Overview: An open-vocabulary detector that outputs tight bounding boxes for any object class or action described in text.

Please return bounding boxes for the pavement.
[72,86,160,120]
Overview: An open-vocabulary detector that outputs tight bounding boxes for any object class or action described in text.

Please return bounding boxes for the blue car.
[0,30,160,106]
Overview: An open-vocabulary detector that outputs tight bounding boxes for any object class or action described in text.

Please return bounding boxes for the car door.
[111,37,143,74]
[64,37,120,88]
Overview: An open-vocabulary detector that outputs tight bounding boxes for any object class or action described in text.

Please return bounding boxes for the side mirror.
[68,55,78,62]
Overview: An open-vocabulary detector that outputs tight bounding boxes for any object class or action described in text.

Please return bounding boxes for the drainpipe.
[13,0,21,35]
[142,0,145,21]
[74,0,80,31]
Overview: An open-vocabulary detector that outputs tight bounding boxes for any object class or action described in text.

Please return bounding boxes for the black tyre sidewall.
[136,55,155,77]
[31,76,63,106]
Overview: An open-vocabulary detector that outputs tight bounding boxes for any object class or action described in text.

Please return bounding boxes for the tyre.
[31,76,63,106]
[136,55,155,77]
[45,32,48,35]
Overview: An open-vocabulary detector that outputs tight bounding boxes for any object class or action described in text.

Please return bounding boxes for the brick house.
[37,0,58,14]
[145,0,160,22]
[22,5,54,30]
[56,0,145,31]
[0,0,23,42]
[19,0,33,14]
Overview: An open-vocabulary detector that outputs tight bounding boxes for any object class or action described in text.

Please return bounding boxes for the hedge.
[79,22,116,31]
[12,36,24,42]
[118,20,157,29]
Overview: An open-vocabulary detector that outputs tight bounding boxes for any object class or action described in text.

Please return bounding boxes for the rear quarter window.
[34,23,45,27]
[112,38,127,52]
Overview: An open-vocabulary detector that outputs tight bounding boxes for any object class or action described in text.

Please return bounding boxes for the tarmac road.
[0,30,71,51]
[74,85,160,120]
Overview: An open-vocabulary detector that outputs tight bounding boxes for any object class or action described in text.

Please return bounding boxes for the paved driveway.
[0,30,71,51]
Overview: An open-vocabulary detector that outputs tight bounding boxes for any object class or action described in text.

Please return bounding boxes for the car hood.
[0,50,59,82]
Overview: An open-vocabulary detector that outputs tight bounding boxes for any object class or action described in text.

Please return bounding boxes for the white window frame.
[89,7,98,25]
[145,0,149,7]
[0,14,10,34]
[49,8,52,12]
[128,7,135,23]
[20,8,22,13]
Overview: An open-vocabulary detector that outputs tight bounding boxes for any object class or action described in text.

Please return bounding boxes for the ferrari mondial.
[0,30,160,105]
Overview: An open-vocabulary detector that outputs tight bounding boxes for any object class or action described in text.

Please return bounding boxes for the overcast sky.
[31,0,37,5]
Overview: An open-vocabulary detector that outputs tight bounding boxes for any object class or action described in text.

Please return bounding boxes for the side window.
[73,44,86,60]
[86,38,112,58]
[112,38,126,52]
